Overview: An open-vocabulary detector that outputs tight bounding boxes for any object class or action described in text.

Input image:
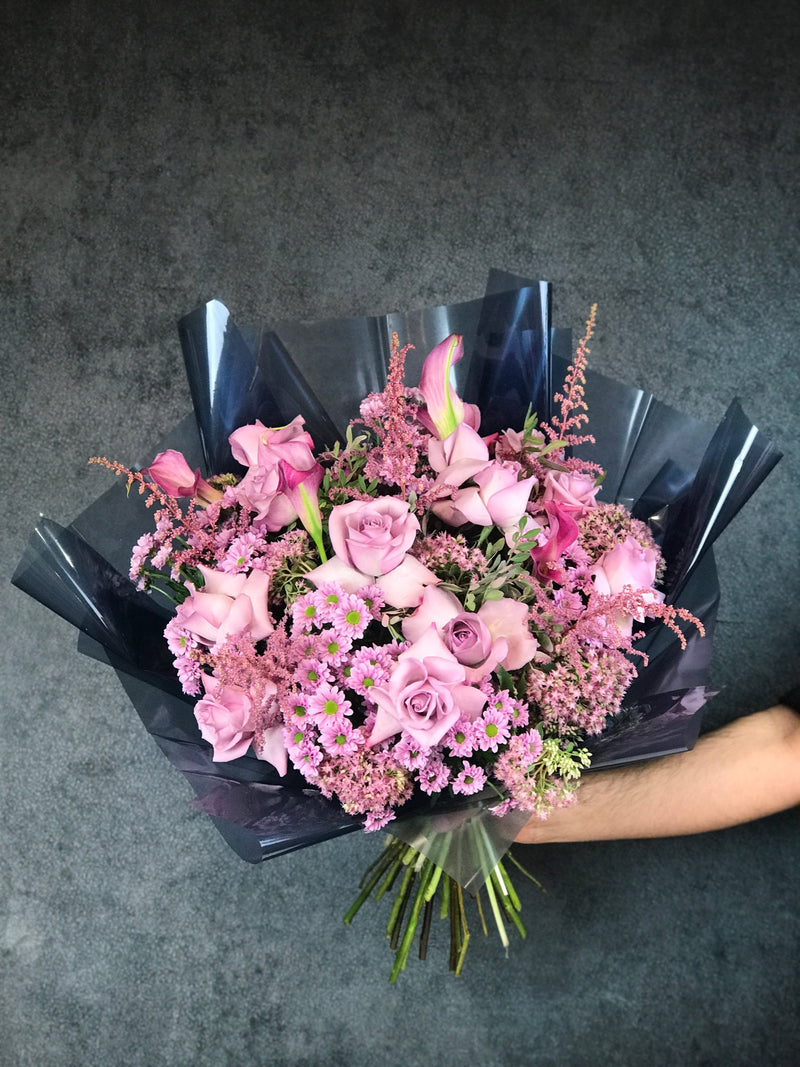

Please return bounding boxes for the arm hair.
[515,704,800,844]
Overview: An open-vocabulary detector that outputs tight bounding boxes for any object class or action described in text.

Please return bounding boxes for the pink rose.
[144,449,221,504]
[442,613,493,667]
[541,470,599,518]
[402,586,537,681]
[329,496,418,574]
[176,565,273,648]
[428,422,489,480]
[590,535,663,636]
[252,725,288,777]
[195,678,254,761]
[229,416,322,530]
[476,597,539,670]
[368,626,487,749]
[434,459,537,530]
[495,426,544,462]
[591,536,659,596]
[307,497,439,609]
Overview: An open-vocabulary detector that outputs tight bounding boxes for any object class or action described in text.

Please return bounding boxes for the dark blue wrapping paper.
[12,273,781,862]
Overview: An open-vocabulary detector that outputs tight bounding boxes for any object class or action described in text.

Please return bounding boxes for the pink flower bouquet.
[14,271,780,980]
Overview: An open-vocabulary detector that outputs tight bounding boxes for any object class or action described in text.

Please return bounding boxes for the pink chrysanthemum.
[175,656,202,696]
[474,706,511,753]
[358,583,386,618]
[319,718,360,757]
[348,648,391,695]
[313,582,346,621]
[443,720,476,758]
[489,689,530,731]
[284,696,309,726]
[392,735,428,771]
[307,683,352,727]
[363,809,396,832]
[452,761,488,796]
[287,737,324,780]
[332,593,372,640]
[292,656,335,689]
[164,617,197,658]
[417,757,451,795]
[316,628,354,662]
[291,590,329,634]
[219,532,263,574]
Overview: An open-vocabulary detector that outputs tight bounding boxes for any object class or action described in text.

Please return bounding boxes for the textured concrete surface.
[2,2,798,1064]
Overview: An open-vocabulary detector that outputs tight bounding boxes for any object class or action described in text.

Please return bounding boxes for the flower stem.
[389,859,436,982]
[482,868,509,950]
[387,861,416,949]
[418,898,434,960]
[343,843,398,925]
[344,838,531,981]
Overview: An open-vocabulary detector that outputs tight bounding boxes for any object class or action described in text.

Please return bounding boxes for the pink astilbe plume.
[544,304,597,448]
[354,332,433,501]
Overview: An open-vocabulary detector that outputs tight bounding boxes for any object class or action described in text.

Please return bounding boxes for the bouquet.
[13,272,781,981]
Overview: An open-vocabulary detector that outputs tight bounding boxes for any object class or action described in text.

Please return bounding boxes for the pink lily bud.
[144,449,221,504]
[418,334,473,440]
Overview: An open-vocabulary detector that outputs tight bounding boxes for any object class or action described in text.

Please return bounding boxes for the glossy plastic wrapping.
[13,272,782,870]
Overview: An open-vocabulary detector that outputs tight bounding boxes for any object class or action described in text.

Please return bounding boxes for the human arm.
[515,702,800,844]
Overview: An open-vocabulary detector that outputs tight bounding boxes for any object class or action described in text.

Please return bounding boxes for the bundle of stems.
[343,834,531,983]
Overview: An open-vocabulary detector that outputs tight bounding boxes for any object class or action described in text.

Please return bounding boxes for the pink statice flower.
[314,748,413,824]
[494,730,546,811]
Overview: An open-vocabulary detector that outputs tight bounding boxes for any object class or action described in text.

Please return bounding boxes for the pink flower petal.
[418,334,466,439]
[252,726,288,777]
[376,555,440,609]
[401,586,462,644]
